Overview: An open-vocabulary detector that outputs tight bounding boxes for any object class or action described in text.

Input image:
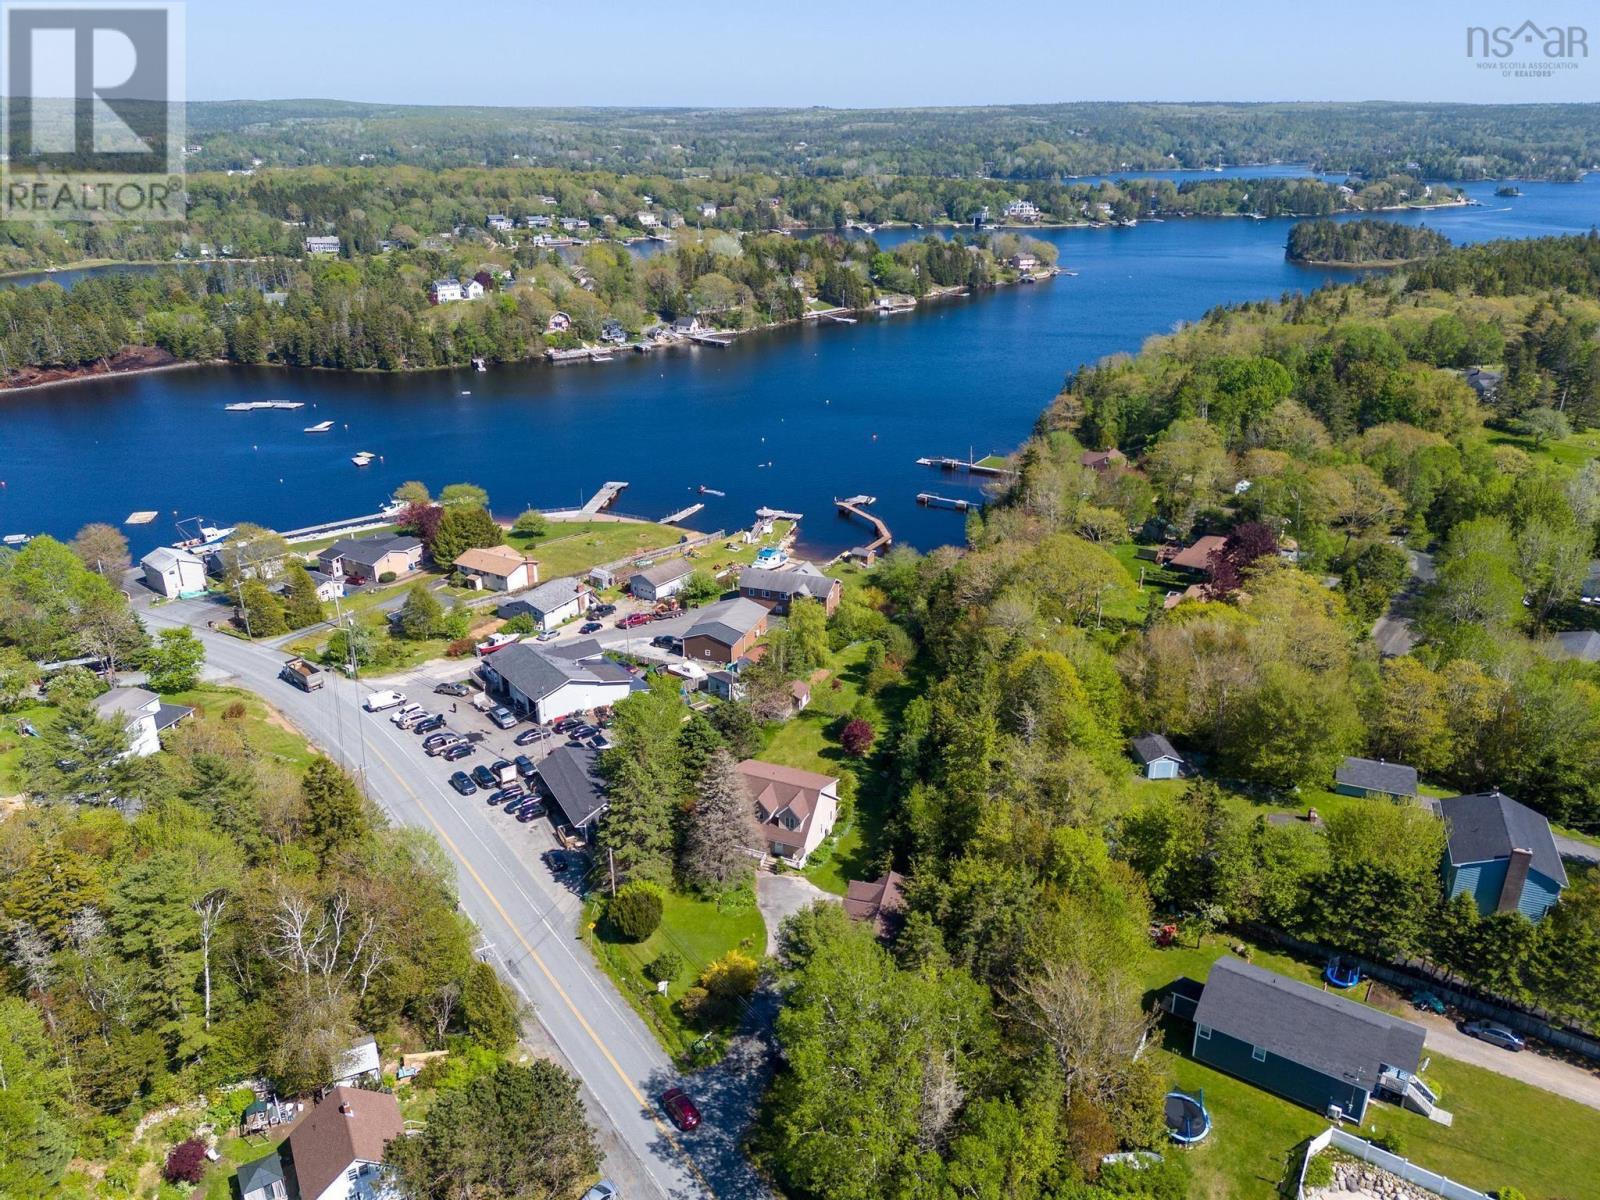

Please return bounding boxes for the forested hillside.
[1286,218,1452,264]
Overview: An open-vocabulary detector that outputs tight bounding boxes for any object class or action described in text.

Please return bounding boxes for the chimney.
[1497,847,1532,914]
[339,1100,353,1117]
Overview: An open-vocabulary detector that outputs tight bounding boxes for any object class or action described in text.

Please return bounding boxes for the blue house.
[1191,957,1428,1123]
[1439,791,1566,921]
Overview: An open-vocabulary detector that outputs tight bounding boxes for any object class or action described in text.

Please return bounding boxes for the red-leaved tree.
[399,502,443,551]
[840,718,876,757]
[164,1139,209,1185]
[1207,522,1278,592]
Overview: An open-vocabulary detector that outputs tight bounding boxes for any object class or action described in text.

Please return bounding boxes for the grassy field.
[1142,931,1600,1199]
[168,685,321,768]
[583,887,765,1063]
[506,519,689,580]
[0,702,58,794]
[1109,541,1189,620]
[1485,426,1600,468]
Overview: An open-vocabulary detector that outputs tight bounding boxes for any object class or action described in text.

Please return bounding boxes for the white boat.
[473,357,487,372]
[352,452,375,467]
[2,533,32,546]
[304,420,334,433]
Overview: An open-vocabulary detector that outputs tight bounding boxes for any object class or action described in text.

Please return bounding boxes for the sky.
[182,0,1600,106]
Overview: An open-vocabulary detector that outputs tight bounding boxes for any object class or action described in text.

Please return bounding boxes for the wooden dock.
[917,492,973,512]
[661,502,705,525]
[756,507,804,521]
[688,331,737,348]
[582,482,629,514]
[834,496,891,562]
[916,454,1016,478]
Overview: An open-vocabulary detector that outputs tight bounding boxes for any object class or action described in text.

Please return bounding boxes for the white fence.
[1297,1127,1490,1200]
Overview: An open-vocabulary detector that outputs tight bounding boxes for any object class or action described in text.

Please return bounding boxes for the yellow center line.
[363,738,719,1199]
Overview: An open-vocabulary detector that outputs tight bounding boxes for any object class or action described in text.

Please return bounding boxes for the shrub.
[1494,1190,1526,1200]
[678,986,712,1023]
[699,950,760,1000]
[379,571,398,584]
[645,951,683,984]
[163,1139,208,1185]
[222,701,247,720]
[446,637,477,657]
[500,614,537,635]
[1302,1151,1334,1190]
[609,881,664,941]
[1369,1130,1404,1155]
[839,717,875,757]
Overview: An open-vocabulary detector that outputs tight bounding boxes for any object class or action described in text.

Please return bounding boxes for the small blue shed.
[1132,733,1185,780]
[1440,791,1567,921]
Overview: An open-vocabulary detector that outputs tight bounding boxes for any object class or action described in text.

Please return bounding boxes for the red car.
[661,1087,701,1131]
[617,612,653,629]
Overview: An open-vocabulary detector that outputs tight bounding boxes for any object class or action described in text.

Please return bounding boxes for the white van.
[364,690,407,712]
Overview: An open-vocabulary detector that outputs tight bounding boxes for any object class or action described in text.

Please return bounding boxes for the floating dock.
[661,502,705,525]
[304,420,334,433]
[582,481,629,514]
[687,331,736,348]
[834,496,891,562]
[918,492,973,512]
[226,401,305,411]
[124,510,157,525]
[756,507,804,521]
[916,454,1017,478]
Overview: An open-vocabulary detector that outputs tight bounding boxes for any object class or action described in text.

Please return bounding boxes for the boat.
[698,486,726,497]
[352,452,375,467]
[472,357,487,372]
[2,533,32,546]
[304,420,334,433]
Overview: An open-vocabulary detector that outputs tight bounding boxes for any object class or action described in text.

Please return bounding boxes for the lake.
[2,175,1596,560]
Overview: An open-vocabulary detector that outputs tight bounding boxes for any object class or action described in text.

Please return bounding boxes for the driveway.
[755,873,839,955]
[1413,1011,1600,1112]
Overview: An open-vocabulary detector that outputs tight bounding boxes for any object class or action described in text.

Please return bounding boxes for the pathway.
[755,872,839,955]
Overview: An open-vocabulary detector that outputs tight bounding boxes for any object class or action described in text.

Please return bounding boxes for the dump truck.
[279,657,325,692]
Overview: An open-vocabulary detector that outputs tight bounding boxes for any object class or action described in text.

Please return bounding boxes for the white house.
[479,643,632,724]
[304,236,340,255]
[331,1035,381,1088]
[636,210,660,228]
[284,1087,402,1200]
[93,687,191,758]
[498,576,591,631]
[141,546,208,598]
[430,277,464,303]
[1004,199,1041,221]
[698,202,718,219]
[453,545,540,592]
[628,558,694,602]
[738,760,839,867]
[486,213,514,231]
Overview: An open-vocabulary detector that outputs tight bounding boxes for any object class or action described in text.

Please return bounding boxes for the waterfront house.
[738,760,839,867]
[1189,956,1428,1123]
[1440,791,1566,920]
[1079,448,1127,472]
[1131,733,1184,780]
[304,235,340,255]
[1010,252,1039,272]
[546,311,572,333]
[454,545,540,593]
[1333,756,1418,801]
[560,217,580,232]
[285,1087,402,1200]
[843,870,908,941]
[672,315,703,334]
[481,644,630,724]
[537,744,608,835]
[526,214,553,228]
[1004,199,1042,221]
[498,576,590,631]
[600,318,627,344]
[93,687,191,759]
[683,597,769,664]
[636,210,660,228]
[317,534,423,584]
[737,560,842,616]
[140,546,208,598]
[629,558,694,602]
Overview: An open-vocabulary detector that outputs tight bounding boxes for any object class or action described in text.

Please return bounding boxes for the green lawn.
[1109,542,1188,620]
[168,685,319,769]
[1143,934,1600,1199]
[583,887,765,1063]
[0,703,58,794]
[1485,426,1600,468]
[506,520,690,580]
[288,523,400,555]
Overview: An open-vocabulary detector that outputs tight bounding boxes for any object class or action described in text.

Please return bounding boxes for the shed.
[1333,756,1418,800]
[537,745,608,833]
[1131,733,1184,780]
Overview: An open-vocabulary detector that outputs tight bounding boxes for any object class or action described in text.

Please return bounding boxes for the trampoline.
[1164,1089,1211,1144]
[1324,956,1362,989]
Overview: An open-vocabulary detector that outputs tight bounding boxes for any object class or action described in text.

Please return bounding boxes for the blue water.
[2,176,1596,559]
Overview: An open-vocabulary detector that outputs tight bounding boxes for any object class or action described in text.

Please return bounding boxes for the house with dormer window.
[737,760,838,866]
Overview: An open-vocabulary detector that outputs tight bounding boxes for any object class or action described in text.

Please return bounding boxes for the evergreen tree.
[237,578,288,637]
[431,505,502,569]
[681,750,753,890]
[598,678,686,883]
[281,562,327,628]
[300,757,371,861]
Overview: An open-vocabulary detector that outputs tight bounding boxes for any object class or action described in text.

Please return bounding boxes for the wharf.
[282,505,405,545]
[834,496,891,563]
[687,331,737,347]
[917,492,973,512]
[755,506,804,521]
[582,482,629,515]
[661,502,705,525]
[226,400,305,411]
[916,454,1017,478]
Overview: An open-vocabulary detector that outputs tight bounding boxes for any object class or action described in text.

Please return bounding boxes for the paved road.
[1554,832,1600,866]
[1413,1012,1600,1112]
[144,602,769,1200]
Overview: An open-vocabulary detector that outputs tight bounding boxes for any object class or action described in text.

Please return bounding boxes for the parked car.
[389,703,425,724]
[536,630,561,642]
[422,731,457,750]
[581,1181,619,1200]
[363,689,407,712]
[517,799,546,822]
[488,787,523,807]
[542,848,573,875]
[1462,1020,1526,1051]
[434,681,472,697]
[653,609,679,622]
[661,1087,701,1131]
[1412,990,1446,1015]
[618,612,652,629]
[471,764,498,789]
[651,634,679,649]
[442,742,474,762]
[394,709,431,729]
[554,716,584,733]
[580,621,603,634]
[515,754,537,778]
[448,771,477,796]
[591,603,617,617]
[413,714,446,735]
[514,727,551,746]
[487,705,518,729]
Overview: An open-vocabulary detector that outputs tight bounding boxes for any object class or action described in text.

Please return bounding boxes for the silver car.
[581,1184,619,1200]
[1463,1020,1526,1052]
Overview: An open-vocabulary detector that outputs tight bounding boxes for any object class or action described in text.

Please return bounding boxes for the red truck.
[617,612,653,629]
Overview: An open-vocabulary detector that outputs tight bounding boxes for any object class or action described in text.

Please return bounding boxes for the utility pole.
[607,847,617,897]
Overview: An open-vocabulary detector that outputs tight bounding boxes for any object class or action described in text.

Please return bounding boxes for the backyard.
[505,518,690,580]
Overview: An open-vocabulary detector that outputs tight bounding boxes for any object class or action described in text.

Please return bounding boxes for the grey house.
[1441,791,1567,921]
[1131,733,1184,780]
[1191,956,1428,1123]
[629,558,694,603]
[1333,756,1418,801]
[537,745,608,834]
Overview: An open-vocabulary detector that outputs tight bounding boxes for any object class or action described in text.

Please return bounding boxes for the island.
[1285,218,1452,267]
[1497,185,1524,197]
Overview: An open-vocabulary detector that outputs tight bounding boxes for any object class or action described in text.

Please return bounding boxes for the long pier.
[282,506,405,544]
[834,496,891,563]
[755,507,804,521]
[582,482,629,514]
[916,454,1016,478]
[688,330,737,348]
[918,492,973,512]
[661,502,705,525]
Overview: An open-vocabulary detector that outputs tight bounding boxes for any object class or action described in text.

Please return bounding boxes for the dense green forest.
[0,163,1455,275]
[734,234,1600,1200]
[1286,218,1453,265]
[175,100,1600,181]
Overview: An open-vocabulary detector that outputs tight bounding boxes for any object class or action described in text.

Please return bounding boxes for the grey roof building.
[1440,791,1567,920]
[685,597,768,645]
[235,1149,289,1200]
[1191,956,1427,1122]
[1131,733,1181,765]
[479,643,630,722]
[1334,756,1418,799]
[537,744,608,831]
